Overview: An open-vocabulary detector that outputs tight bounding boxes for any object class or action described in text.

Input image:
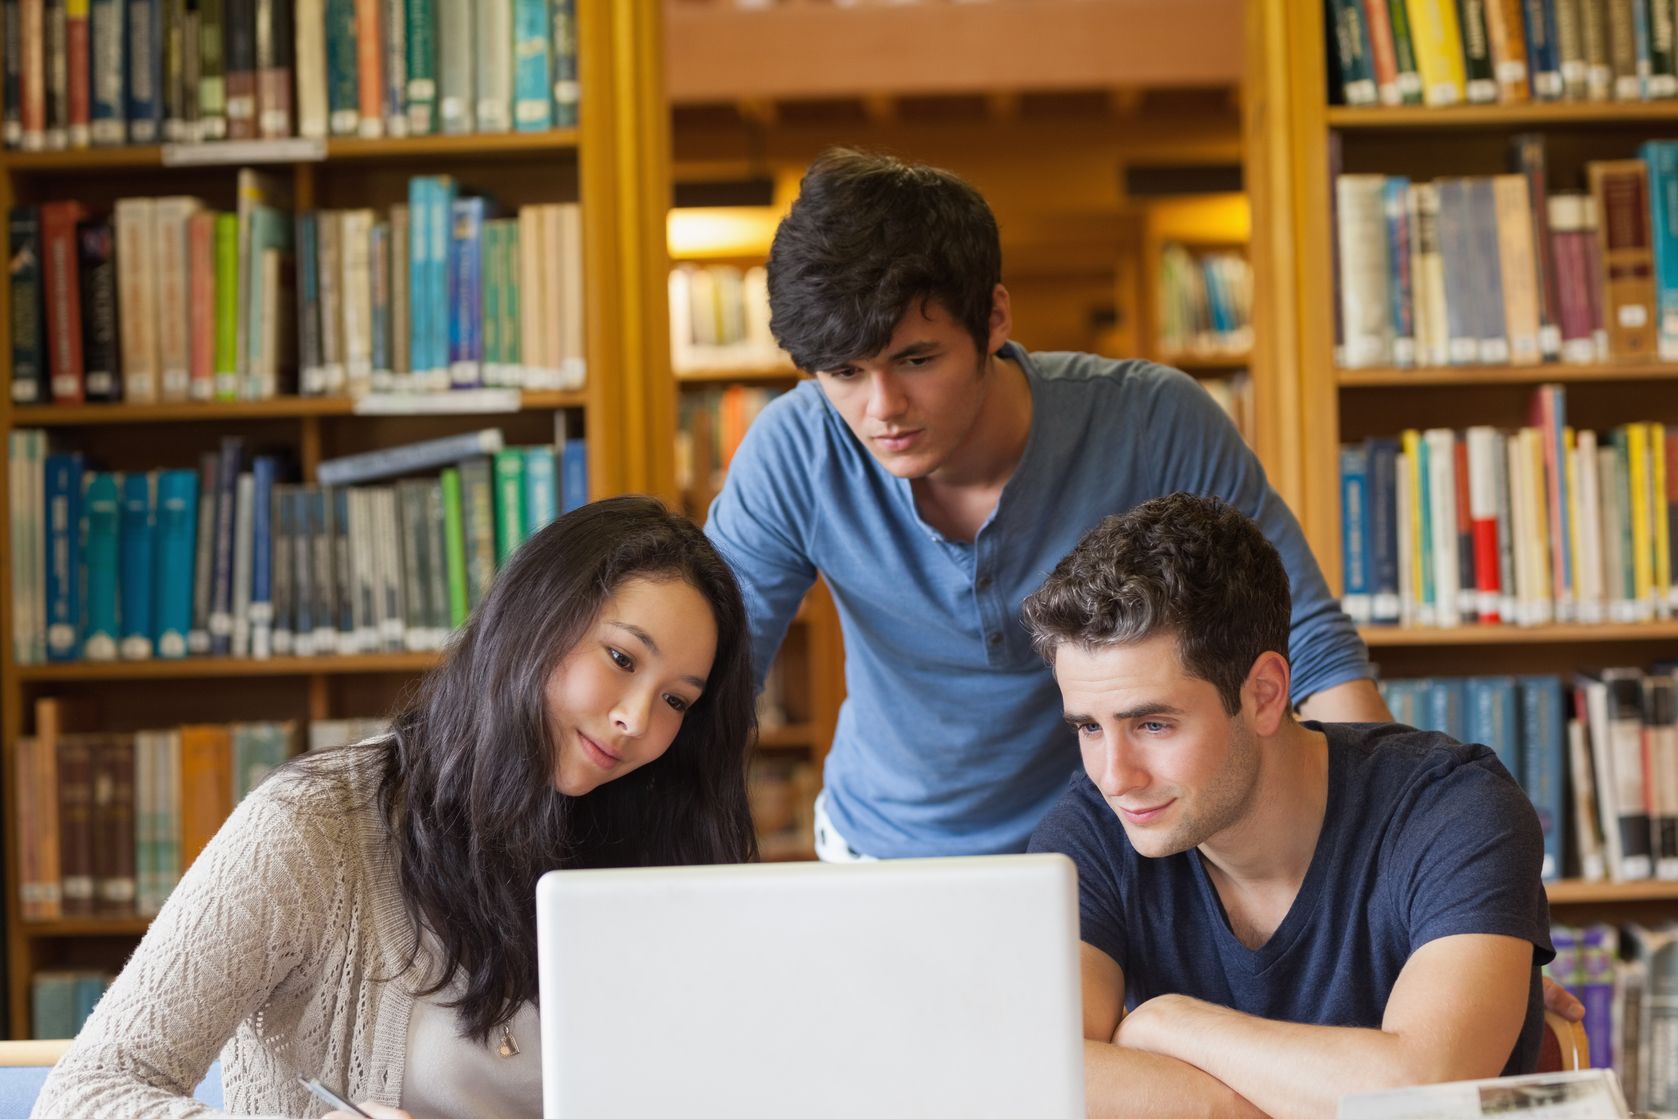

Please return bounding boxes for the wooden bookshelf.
[0,0,677,1038]
[1247,0,1678,954]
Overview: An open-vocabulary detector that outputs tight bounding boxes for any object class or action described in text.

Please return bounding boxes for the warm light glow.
[667,207,786,259]
[1146,193,1250,244]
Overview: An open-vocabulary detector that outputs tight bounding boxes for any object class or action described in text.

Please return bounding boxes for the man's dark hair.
[766,147,1002,372]
[1021,493,1292,715]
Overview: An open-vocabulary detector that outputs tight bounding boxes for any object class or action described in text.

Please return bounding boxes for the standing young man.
[1023,494,1552,1119]
[704,147,1388,860]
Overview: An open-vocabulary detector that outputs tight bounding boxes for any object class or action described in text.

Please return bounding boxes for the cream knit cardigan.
[34,746,421,1119]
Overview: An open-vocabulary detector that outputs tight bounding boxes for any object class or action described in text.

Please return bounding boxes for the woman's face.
[547,575,719,797]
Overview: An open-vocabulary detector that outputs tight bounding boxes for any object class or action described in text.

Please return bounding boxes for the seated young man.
[1023,493,1553,1119]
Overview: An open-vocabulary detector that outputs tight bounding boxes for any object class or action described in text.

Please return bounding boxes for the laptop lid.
[536,854,1085,1118]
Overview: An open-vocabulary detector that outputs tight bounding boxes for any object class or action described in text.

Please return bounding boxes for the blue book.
[1338,443,1371,623]
[89,0,125,144]
[1517,674,1566,882]
[407,177,431,381]
[153,468,198,658]
[30,972,77,1039]
[71,974,107,1033]
[524,445,558,535]
[1365,437,1401,623]
[1381,679,1421,729]
[1416,435,1435,620]
[560,438,587,513]
[449,195,486,387]
[208,436,245,656]
[431,176,457,392]
[118,472,156,659]
[124,0,163,142]
[513,0,552,131]
[249,456,277,659]
[1465,675,1519,781]
[1521,0,1562,100]
[1382,177,1413,366]
[1641,141,1678,361]
[43,453,84,661]
[83,472,122,661]
[1423,677,1468,743]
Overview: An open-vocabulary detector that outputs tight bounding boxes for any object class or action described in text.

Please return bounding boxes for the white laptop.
[536,854,1085,1118]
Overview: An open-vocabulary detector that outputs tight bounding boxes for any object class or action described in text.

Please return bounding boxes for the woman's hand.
[325,1106,412,1119]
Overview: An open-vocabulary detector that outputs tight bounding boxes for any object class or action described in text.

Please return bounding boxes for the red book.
[1360,0,1402,105]
[1466,427,1502,623]
[40,200,88,404]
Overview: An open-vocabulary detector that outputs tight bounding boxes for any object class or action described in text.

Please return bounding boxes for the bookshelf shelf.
[675,366,802,385]
[1546,880,1678,905]
[20,918,153,939]
[10,391,588,427]
[0,129,583,175]
[1338,364,1678,387]
[1360,622,1678,647]
[1160,351,1252,372]
[17,654,441,682]
[1326,102,1678,131]
[755,723,819,750]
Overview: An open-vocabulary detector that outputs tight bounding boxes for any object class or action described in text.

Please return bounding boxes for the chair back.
[0,1039,223,1118]
[1537,1010,1590,1072]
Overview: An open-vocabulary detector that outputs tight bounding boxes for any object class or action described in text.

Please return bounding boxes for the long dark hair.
[382,495,758,1041]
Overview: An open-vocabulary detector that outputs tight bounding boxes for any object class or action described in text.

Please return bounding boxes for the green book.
[493,448,527,564]
[213,212,239,400]
[441,468,469,628]
[406,0,438,134]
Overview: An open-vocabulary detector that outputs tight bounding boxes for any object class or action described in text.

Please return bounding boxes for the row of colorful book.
[1379,668,1678,886]
[8,174,586,407]
[1334,141,1678,371]
[7,427,588,666]
[14,700,390,923]
[669,263,785,375]
[1156,244,1252,359]
[2,0,579,151]
[1337,391,1675,628]
[31,971,112,1041]
[1546,922,1678,1112]
[675,385,782,516]
[1327,0,1678,108]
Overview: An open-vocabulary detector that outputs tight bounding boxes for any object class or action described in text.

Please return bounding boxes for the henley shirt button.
[976,574,992,590]
[987,632,1002,646]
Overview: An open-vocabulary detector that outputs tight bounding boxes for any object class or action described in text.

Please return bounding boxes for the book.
[316,427,504,486]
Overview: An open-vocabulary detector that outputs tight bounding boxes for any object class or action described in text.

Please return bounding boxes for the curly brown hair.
[1020,493,1291,715]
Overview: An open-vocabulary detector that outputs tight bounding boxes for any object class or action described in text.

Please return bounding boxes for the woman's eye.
[608,648,633,671]
[664,694,690,714]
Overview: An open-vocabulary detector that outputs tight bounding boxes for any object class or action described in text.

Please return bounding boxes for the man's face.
[811,297,1003,481]
[1054,632,1260,859]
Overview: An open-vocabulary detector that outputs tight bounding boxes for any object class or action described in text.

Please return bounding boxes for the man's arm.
[1298,677,1393,723]
[1078,944,1267,1119]
[1114,933,1535,1119]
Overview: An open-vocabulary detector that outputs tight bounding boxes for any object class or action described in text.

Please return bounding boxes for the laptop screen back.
[536,854,1085,1118]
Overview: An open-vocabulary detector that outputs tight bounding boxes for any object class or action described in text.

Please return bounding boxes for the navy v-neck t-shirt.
[1027,721,1554,1074]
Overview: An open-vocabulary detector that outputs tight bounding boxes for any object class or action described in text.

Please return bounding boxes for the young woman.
[34,495,759,1119]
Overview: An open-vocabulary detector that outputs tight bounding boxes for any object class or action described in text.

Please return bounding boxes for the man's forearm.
[1085,1038,1267,1119]
[1297,677,1392,723]
[1118,996,1449,1119]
